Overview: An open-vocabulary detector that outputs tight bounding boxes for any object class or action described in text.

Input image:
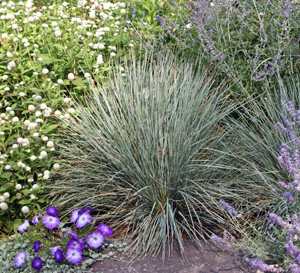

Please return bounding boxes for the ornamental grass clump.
[48,51,239,257]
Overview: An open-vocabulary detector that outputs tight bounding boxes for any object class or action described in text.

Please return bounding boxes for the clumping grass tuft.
[48,51,239,258]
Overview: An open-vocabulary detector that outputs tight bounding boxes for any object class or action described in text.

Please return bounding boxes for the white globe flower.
[3,192,10,199]
[43,174,50,179]
[21,206,29,214]
[120,9,126,14]
[19,92,26,97]
[35,110,41,117]
[0,196,5,202]
[32,184,39,189]
[30,155,36,160]
[110,52,116,57]
[64,113,70,119]
[4,165,11,170]
[63,97,70,104]
[54,110,61,117]
[97,54,104,65]
[24,120,30,127]
[2,33,8,39]
[42,68,49,75]
[28,178,34,183]
[44,170,50,176]
[17,161,24,167]
[0,202,8,210]
[16,184,22,190]
[68,73,75,81]
[68,108,75,114]
[2,75,8,80]
[30,194,36,199]
[28,122,37,130]
[90,10,96,18]
[28,105,35,111]
[55,30,62,37]
[42,136,48,141]
[40,151,47,158]
[12,144,18,149]
[47,141,54,148]
[57,79,63,84]
[12,117,19,123]
[17,137,24,144]
[53,163,60,171]
[33,132,39,138]
[40,103,47,110]
[6,51,13,58]
[25,166,31,171]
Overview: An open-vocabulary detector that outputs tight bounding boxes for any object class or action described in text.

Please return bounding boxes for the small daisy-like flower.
[67,239,84,251]
[32,257,43,271]
[17,220,30,233]
[76,211,92,228]
[97,223,114,236]
[65,249,82,264]
[14,251,26,267]
[87,231,104,249]
[43,215,60,230]
[54,248,64,263]
[50,246,61,255]
[46,206,58,217]
[33,241,41,252]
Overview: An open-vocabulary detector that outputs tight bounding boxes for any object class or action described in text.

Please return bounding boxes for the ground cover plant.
[156,0,300,97]
[45,51,245,258]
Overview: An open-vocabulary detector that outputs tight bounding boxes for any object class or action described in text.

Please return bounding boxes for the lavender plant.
[157,0,300,96]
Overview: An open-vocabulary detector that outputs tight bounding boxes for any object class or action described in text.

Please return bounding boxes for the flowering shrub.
[157,0,300,95]
[11,206,113,271]
[0,0,139,233]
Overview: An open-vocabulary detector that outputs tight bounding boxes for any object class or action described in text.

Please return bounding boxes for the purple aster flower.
[65,249,82,264]
[64,231,80,240]
[33,241,41,252]
[76,211,92,228]
[46,206,58,217]
[42,215,60,230]
[87,231,104,249]
[97,223,114,236]
[14,251,26,267]
[17,220,30,233]
[78,207,94,215]
[31,257,43,271]
[78,237,85,245]
[50,246,61,256]
[54,248,64,263]
[32,215,39,225]
[67,239,84,251]
[70,209,80,222]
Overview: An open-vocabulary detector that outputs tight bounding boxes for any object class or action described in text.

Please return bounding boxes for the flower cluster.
[14,206,113,271]
[219,200,242,218]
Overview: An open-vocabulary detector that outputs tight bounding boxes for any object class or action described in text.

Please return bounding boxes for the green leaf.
[43,124,59,134]
[0,172,12,179]
[72,78,84,86]
[54,44,65,50]
[18,199,32,205]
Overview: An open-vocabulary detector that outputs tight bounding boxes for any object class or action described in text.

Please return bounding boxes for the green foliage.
[47,51,243,258]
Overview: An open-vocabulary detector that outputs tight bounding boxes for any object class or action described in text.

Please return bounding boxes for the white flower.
[17,161,24,167]
[8,60,16,68]
[40,103,47,110]
[55,110,61,117]
[3,192,10,199]
[2,75,8,80]
[6,51,13,58]
[57,79,63,84]
[110,52,116,57]
[43,174,49,179]
[40,150,47,158]
[63,97,70,104]
[47,141,54,148]
[28,178,34,183]
[64,113,70,119]
[2,33,8,39]
[30,194,36,199]
[42,136,48,141]
[16,184,22,190]
[25,166,31,171]
[32,184,39,189]
[24,120,30,127]
[19,92,26,97]
[12,144,18,149]
[0,202,8,210]
[53,163,60,171]
[21,206,29,213]
[0,196,5,202]
[35,110,41,117]
[68,73,75,80]
[55,30,62,37]
[52,21,58,27]
[33,132,39,137]
[17,137,24,143]
[44,170,50,176]
[12,117,19,122]
[28,105,35,111]
[4,165,11,170]
[30,155,36,160]
[68,108,75,114]
[28,122,37,130]
[120,9,126,14]
[97,54,104,65]
[16,193,22,199]
[42,68,49,75]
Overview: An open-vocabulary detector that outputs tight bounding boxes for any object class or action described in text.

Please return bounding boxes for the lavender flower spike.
[219,200,242,218]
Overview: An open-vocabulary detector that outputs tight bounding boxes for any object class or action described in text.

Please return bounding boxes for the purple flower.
[46,206,58,217]
[70,209,80,222]
[32,215,39,224]
[78,207,94,215]
[67,239,84,251]
[219,200,242,218]
[31,257,43,271]
[87,231,104,249]
[65,249,82,264]
[50,246,61,256]
[64,230,80,240]
[14,251,26,267]
[17,220,30,233]
[33,241,41,252]
[42,215,60,230]
[97,223,114,236]
[76,211,92,228]
[54,248,64,263]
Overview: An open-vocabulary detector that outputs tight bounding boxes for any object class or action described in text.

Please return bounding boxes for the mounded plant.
[47,51,241,257]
